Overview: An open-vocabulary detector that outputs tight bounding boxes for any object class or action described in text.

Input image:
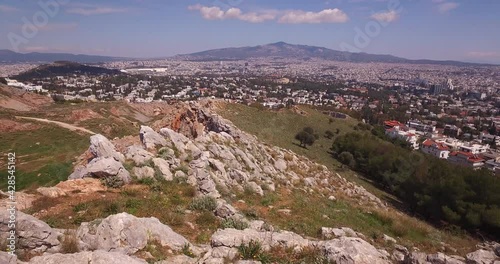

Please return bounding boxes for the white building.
[385,125,420,150]
[421,139,450,159]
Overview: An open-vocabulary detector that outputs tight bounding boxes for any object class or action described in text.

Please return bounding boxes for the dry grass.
[60,230,79,254]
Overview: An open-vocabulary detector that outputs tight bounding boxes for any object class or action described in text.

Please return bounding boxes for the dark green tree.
[295,128,317,148]
[324,130,334,139]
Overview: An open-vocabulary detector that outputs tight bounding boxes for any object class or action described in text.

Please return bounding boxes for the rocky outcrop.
[27,250,147,264]
[69,134,131,184]
[69,157,131,184]
[160,127,189,151]
[465,249,498,264]
[152,158,173,181]
[37,178,106,198]
[209,227,390,263]
[125,145,154,166]
[0,192,36,211]
[318,237,390,264]
[0,251,16,264]
[77,213,191,255]
[321,227,359,239]
[0,211,61,255]
[140,125,168,150]
[89,134,125,162]
[132,166,155,179]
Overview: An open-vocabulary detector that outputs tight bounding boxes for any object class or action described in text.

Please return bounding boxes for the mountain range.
[0,49,121,64]
[0,43,495,66]
[178,42,489,66]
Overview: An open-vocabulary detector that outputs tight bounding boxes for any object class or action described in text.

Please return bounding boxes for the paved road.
[16,116,96,135]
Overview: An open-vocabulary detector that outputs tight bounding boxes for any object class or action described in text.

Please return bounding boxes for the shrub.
[238,240,263,260]
[338,151,356,167]
[195,211,218,226]
[189,196,217,211]
[221,218,249,230]
[60,230,79,253]
[104,202,120,214]
[101,176,125,188]
[73,202,89,213]
[182,243,196,257]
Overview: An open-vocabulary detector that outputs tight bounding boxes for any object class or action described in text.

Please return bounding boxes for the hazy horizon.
[1,0,499,64]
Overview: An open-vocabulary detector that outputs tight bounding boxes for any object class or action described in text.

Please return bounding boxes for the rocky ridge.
[2,101,499,263]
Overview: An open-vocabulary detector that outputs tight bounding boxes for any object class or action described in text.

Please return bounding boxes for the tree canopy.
[332,132,500,239]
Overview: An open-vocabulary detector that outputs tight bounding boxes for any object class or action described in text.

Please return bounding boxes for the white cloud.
[66,6,128,15]
[278,9,349,24]
[437,2,459,13]
[0,5,17,12]
[370,10,399,22]
[467,51,500,58]
[188,5,276,23]
[188,5,348,24]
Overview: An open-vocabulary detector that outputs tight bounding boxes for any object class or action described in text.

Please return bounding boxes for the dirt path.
[15,116,96,135]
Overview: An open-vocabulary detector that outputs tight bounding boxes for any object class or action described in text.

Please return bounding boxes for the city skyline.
[1,0,499,64]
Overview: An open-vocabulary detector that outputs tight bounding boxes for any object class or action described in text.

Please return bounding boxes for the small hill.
[14,61,122,81]
[0,84,53,111]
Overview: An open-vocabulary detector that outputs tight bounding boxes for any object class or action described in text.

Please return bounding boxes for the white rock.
[132,166,155,180]
[77,213,191,255]
[125,145,154,166]
[89,134,125,162]
[152,158,173,181]
[140,125,168,150]
[27,250,147,264]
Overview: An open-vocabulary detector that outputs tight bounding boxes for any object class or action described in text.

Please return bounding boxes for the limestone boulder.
[125,145,154,166]
[152,158,173,181]
[77,213,191,255]
[27,250,147,264]
[89,134,125,162]
[140,125,168,150]
[69,157,131,184]
[0,211,61,254]
[317,237,391,264]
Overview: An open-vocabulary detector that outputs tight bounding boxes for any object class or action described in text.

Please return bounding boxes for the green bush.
[189,196,217,211]
[238,240,263,260]
[101,176,125,188]
[221,218,249,230]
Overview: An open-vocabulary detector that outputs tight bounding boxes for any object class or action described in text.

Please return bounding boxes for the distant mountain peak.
[179,42,491,66]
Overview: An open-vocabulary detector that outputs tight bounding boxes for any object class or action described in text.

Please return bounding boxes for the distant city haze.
[0,0,499,64]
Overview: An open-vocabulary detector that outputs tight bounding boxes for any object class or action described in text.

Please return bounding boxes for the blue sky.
[1,0,499,63]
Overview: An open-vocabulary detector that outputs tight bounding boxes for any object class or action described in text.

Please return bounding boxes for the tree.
[325,130,334,139]
[339,151,356,167]
[295,128,317,148]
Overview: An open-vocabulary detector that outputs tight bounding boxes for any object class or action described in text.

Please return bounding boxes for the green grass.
[0,124,88,190]
[217,103,399,203]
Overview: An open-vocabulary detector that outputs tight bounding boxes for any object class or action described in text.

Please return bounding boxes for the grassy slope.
[217,103,390,197]
[0,101,144,191]
[217,103,477,254]
[0,123,88,190]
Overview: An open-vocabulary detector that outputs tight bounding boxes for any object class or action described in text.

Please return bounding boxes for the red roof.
[450,151,484,163]
[422,139,449,150]
[384,120,405,129]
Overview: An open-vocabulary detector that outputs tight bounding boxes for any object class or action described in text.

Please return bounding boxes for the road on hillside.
[15,116,96,135]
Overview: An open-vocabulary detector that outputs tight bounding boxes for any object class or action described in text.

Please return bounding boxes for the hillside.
[1,95,498,263]
[178,42,491,66]
[13,61,122,81]
[0,49,123,63]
